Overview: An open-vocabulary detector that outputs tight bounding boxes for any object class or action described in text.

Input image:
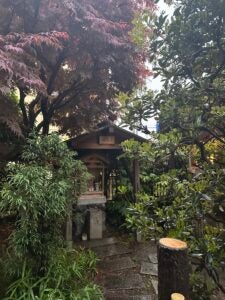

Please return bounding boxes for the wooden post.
[158,238,190,300]
[171,293,185,300]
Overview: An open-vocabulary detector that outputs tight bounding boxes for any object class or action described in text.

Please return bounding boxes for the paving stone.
[76,237,118,248]
[105,274,146,290]
[130,296,153,300]
[105,289,152,299]
[91,238,158,299]
[148,253,158,264]
[132,242,157,263]
[106,295,154,300]
[151,279,158,295]
[140,262,158,276]
[100,257,136,272]
[94,243,131,258]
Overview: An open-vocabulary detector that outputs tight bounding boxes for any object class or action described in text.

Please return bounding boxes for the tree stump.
[158,238,190,300]
[171,293,185,300]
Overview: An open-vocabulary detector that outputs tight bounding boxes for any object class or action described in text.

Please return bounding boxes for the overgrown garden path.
[77,236,225,300]
[77,237,158,300]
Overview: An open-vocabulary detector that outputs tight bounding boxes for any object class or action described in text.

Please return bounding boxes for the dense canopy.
[0,0,154,137]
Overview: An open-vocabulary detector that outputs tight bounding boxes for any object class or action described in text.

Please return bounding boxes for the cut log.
[158,238,190,300]
[171,293,185,300]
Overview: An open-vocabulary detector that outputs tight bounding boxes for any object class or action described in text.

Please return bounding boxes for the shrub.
[122,136,225,297]
[0,134,89,274]
[0,134,103,299]
[106,185,133,228]
[4,248,103,300]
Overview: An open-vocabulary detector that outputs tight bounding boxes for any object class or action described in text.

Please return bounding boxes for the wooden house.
[66,121,147,243]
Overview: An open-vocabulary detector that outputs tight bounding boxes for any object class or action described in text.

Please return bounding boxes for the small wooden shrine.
[66,121,146,243]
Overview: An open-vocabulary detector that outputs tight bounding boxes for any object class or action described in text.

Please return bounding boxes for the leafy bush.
[4,248,103,300]
[0,134,103,299]
[122,135,225,297]
[190,273,216,300]
[106,185,133,228]
[0,134,89,274]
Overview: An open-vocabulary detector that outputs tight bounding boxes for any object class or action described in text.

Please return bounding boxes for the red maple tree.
[0,0,154,136]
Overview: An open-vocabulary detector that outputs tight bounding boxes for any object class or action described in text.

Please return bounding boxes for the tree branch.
[198,126,225,145]
[183,66,201,88]
[47,50,66,95]
[54,92,80,110]
[19,89,29,127]
[35,80,84,133]
[49,79,86,112]
[28,95,42,128]
[36,49,54,70]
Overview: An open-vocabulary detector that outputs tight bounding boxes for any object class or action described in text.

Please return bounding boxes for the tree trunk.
[158,238,190,300]
[42,119,50,135]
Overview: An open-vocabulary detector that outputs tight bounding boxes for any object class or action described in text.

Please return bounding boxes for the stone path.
[77,237,158,300]
[76,237,225,300]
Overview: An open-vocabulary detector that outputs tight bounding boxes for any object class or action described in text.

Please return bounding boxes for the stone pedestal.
[78,192,106,205]
[89,207,103,239]
[77,192,106,240]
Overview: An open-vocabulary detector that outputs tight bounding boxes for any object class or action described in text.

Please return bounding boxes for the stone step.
[75,237,118,249]
[150,279,158,295]
[99,257,136,273]
[140,262,158,276]
[104,274,145,290]
[148,253,158,264]
[106,296,155,300]
[131,243,157,263]
[105,291,157,300]
[94,243,131,258]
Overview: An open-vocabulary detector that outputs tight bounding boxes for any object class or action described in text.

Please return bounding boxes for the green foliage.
[106,185,133,228]
[118,89,156,134]
[123,0,225,154]
[121,0,225,297]
[4,248,103,300]
[122,133,225,297]
[0,134,89,273]
[123,137,225,297]
[0,92,22,143]
[190,272,216,300]
[130,10,155,48]
[0,134,102,299]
